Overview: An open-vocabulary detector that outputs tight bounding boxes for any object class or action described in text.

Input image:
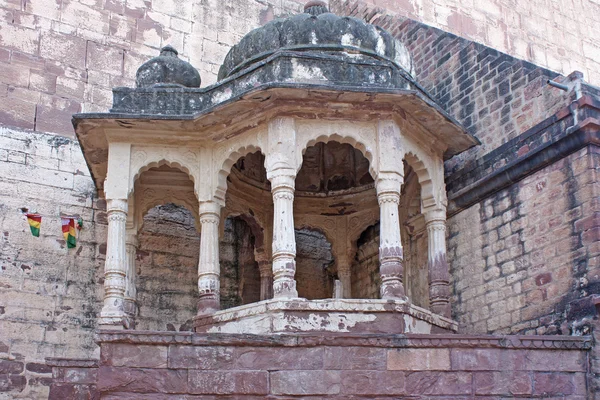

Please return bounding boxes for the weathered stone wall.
[0,126,102,398]
[0,0,307,136]
[449,146,600,335]
[295,229,335,300]
[352,225,379,299]
[336,0,600,84]
[219,216,260,309]
[49,331,592,399]
[136,204,199,332]
[334,0,574,167]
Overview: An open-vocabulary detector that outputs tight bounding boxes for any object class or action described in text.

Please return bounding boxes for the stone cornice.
[94,330,592,350]
[447,87,600,216]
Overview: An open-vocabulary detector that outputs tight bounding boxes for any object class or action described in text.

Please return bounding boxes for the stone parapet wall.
[47,331,592,398]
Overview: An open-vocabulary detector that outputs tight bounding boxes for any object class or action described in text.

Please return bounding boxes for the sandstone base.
[47,331,591,399]
[193,298,458,334]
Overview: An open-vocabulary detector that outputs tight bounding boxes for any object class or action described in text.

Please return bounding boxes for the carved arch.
[222,211,266,250]
[404,152,437,211]
[135,187,200,232]
[129,155,199,199]
[215,145,264,202]
[298,134,377,180]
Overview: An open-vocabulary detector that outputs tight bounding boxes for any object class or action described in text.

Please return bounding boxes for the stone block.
[40,31,88,70]
[0,374,27,393]
[473,371,532,395]
[340,370,405,395]
[0,23,39,54]
[450,348,525,371]
[234,346,323,370]
[86,41,124,76]
[0,360,24,374]
[405,371,472,395]
[533,372,586,396]
[187,370,268,395]
[168,346,233,369]
[0,96,36,130]
[270,370,341,395]
[101,344,167,368]
[323,346,386,370]
[388,348,451,371]
[48,383,99,400]
[524,350,586,372]
[97,366,188,394]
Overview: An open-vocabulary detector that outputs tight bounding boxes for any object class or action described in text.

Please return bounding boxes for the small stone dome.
[217,1,401,80]
[136,45,201,88]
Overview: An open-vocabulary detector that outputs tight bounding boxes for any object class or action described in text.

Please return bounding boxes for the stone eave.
[74,85,479,193]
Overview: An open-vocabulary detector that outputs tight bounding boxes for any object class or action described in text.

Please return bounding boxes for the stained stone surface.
[136,45,201,89]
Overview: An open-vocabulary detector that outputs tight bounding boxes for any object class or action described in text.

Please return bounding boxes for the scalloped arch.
[404,152,435,211]
[299,134,377,180]
[137,195,200,233]
[215,145,264,202]
[223,211,266,249]
[130,159,198,199]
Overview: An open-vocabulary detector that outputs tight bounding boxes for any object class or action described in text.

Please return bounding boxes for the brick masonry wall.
[448,146,600,335]
[50,332,591,399]
[335,0,600,85]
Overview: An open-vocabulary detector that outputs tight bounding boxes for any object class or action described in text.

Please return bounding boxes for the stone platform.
[193,298,458,334]
[47,330,591,399]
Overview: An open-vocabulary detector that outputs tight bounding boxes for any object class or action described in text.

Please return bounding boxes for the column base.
[431,302,451,318]
[197,298,220,317]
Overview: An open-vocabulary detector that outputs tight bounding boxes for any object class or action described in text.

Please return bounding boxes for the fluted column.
[197,201,221,316]
[255,249,273,301]
[377,174,407,301]
[270,173,298,299]
[99,199,128,327]
[123,231,138,322]
[425,209,451,318]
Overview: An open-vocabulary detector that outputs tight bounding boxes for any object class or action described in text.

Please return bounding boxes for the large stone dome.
[217,1,411,80]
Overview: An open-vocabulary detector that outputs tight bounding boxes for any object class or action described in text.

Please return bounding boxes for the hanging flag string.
[19,207,83,248]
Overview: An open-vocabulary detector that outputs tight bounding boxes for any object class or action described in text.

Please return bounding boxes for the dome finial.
[160,45,178,57]
[304,0,328,15]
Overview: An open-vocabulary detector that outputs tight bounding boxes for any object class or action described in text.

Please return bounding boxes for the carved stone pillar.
[377,174,407,301]
[99,199,128,327]
[270,173,298,299]
[336,254,352,299]
[256,249,273,301]
[197,201,221,316]
[123,231,138,321]
[425,209,451,318]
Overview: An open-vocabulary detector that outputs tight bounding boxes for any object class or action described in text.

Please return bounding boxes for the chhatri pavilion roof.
[218,1,404,80]
[72,1,479,193]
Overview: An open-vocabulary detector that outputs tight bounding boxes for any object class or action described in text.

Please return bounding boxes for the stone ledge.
[95,330,592,350]
[191,298,458,335]
[45,358,99,368]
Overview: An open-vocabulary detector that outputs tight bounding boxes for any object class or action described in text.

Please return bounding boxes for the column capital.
[199,201,221,224]
[376,172,403,197]
[424,208,447,224]
[107,198,128,214]
[268,169,296,188]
